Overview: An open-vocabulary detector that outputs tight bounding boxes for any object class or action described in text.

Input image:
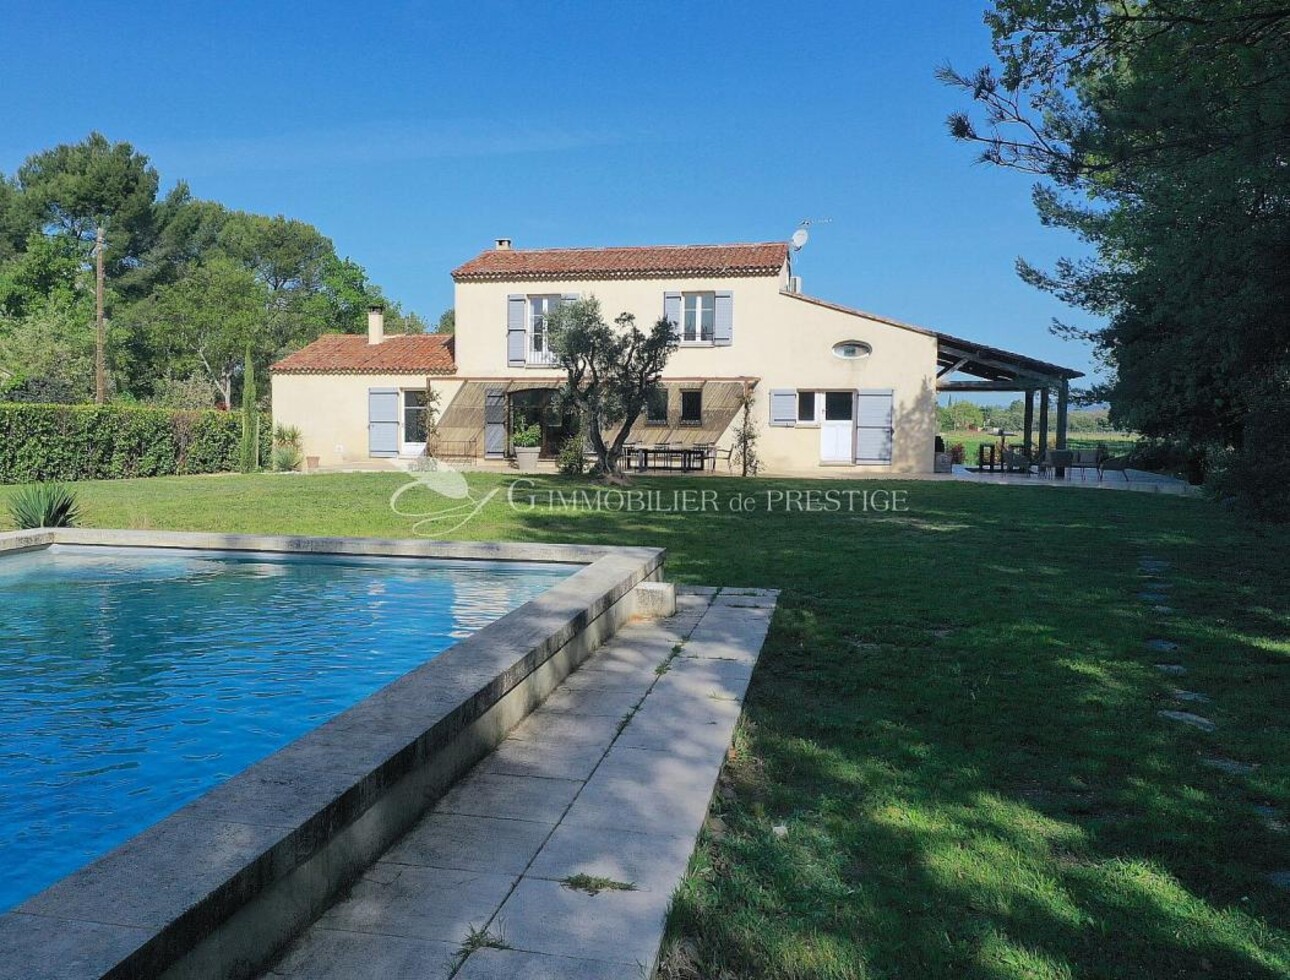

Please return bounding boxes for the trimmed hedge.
[0,403,268,483]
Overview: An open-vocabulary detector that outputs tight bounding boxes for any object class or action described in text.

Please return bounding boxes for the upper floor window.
[681,292,715,344]
[529,295,562,364]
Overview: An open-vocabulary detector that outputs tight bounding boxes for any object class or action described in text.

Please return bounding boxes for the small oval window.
[832,340,872,360]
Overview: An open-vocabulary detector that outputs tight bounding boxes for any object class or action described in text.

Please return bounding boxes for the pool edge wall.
[0,529,665,980]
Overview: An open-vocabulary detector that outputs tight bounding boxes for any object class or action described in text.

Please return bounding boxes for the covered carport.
[935,332,1085,474]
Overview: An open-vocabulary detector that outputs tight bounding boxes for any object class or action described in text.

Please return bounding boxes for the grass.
[562,873,639,895]
[2,471,1287,978]
[456,923,510,963]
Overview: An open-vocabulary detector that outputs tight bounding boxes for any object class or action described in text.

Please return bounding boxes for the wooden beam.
[936,347,1060,385]
[936,356,971,379]
[937,381,1050,392]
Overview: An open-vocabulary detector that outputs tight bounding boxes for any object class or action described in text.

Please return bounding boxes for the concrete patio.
[262,586,776,979]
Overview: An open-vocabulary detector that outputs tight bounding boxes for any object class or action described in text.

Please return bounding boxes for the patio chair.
[1099,454,1133,481]
[1037,450,1074,479]
[706,445,734,472]
[1068,449,1101,480]
[1001,448,1033,475]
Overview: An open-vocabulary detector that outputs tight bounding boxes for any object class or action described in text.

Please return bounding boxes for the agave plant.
[9,482,82,529]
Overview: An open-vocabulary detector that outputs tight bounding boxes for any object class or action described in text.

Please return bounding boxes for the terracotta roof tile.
[451,242,789,281]
[270,334,456,375]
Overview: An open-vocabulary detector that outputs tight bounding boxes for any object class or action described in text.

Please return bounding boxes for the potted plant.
[512,417,542,472]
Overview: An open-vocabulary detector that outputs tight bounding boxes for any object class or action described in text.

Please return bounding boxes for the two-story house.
[271,240,1081,473]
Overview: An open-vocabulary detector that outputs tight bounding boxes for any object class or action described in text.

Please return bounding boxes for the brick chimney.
[367,304,385,345]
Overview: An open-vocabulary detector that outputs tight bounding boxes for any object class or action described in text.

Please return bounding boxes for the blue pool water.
[0,545,575,912]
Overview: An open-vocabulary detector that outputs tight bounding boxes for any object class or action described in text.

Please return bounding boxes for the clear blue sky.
[1,0,1098,393]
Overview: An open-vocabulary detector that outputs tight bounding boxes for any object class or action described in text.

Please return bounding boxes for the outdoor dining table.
[631,445,709,473]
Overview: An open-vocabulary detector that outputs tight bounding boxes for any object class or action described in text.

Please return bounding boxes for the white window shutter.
[713,291,733,346]
[769,389,797,426]
[506,295,526,366]
[854,390,894,462]
[663,292,681,338]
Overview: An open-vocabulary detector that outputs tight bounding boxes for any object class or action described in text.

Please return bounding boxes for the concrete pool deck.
[263,586,777,979]
[0,529,667,980]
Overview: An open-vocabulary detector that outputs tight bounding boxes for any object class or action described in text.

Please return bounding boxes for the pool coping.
[0,528,665,980]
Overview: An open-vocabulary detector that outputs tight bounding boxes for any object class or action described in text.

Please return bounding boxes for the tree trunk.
[94,225,106,404]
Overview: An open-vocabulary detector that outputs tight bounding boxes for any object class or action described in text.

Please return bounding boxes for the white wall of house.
[452,269,938,473]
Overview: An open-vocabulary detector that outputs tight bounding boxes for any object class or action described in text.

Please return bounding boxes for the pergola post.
[1054,379,1069,480]
[1023,390,1035,456]
[1038,387,1050,467]
[1055,382,1069,449]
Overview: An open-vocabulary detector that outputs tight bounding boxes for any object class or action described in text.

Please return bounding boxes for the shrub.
[0,403,265,483]
[1127,438,1206,483]
[9,482,81,528]
[1206,382,1290,522]
[556,421,588,476]
[272,424,303,472]
[949,442,966,464]
[272,444,303,472]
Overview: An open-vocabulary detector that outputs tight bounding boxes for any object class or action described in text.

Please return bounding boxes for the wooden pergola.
[935,332,1084,466]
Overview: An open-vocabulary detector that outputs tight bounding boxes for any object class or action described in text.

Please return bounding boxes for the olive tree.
[547,297,677,477]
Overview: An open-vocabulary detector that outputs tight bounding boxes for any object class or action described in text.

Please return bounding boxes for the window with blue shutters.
[665,291,733,346]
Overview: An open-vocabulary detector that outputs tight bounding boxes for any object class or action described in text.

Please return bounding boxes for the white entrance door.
[820,391,855,463]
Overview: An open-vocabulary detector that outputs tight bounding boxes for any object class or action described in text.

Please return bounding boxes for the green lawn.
[3,472,1287,978]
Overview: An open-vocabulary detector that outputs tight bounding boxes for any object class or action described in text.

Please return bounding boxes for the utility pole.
[94,224,106,404]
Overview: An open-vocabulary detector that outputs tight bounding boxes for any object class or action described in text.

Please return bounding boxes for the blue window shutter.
[713,291,733,346]
[769,389,797,427]
[663,292,681,338]
[507,295,526,366]
[484,387,507,457]
[854,390,894,462]
[368,388,399,457]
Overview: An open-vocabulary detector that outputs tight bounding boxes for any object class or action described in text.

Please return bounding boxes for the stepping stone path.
[1136,554,1282,879]
[1158,710,1215,732]
[1202,757,1257,775]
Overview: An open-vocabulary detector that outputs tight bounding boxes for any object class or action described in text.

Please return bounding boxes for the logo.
[389,455,500,536]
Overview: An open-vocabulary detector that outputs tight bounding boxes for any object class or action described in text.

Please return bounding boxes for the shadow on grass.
[503,477,1290,979]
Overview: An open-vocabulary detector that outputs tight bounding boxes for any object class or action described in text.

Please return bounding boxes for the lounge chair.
[1099,454,1133,481]
[1037,450,1074,478]
[1002,448,1033,474]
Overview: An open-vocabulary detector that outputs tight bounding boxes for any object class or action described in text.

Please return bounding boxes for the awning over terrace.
[935,332,1084,459]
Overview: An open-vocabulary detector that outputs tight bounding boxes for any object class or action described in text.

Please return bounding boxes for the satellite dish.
[790,228,809,251]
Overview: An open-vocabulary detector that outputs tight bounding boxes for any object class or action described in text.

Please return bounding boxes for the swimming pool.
[0,544,576,912]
